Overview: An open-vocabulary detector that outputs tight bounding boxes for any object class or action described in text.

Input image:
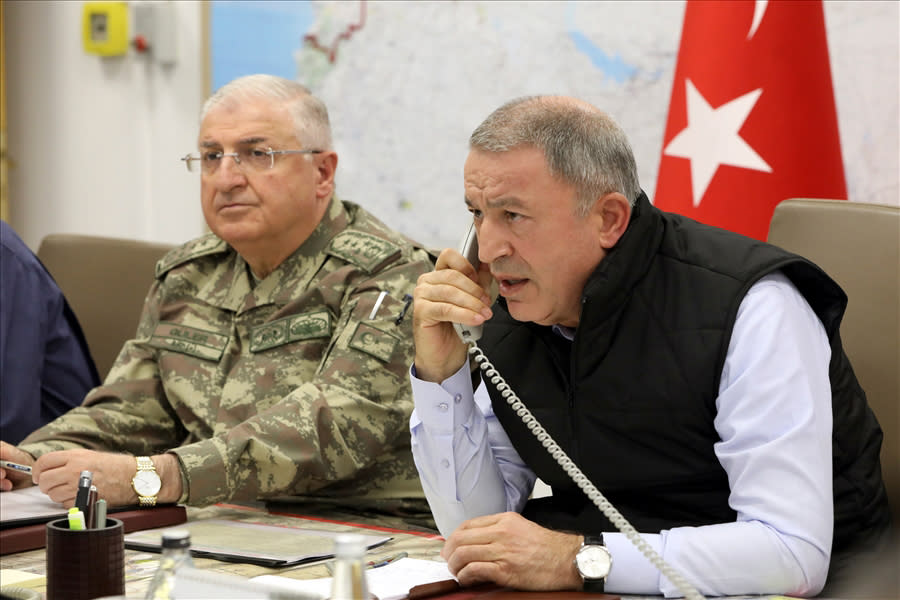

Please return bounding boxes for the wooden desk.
[0,502,446,598]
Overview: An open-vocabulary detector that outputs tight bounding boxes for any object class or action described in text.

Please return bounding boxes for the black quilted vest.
[480,192,890,563]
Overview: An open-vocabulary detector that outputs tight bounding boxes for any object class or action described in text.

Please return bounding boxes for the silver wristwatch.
[131,456,161,507]
[574,534,612,592]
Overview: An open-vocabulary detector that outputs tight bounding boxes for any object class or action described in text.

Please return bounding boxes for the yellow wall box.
[82,2,129,56]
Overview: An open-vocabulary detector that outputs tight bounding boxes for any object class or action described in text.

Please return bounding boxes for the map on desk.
[124,519,391,568]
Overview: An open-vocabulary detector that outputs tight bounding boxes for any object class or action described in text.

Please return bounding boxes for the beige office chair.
[767,198,900,529]
[37,234,176,380]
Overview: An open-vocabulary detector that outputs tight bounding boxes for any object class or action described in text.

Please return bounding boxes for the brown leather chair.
[36,234,176,380]
[767,198,900,529]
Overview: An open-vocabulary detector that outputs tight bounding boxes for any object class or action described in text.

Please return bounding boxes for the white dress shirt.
[410,272,834,597]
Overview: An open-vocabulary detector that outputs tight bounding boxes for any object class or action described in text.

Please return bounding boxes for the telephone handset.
[453,223,483,343]
[451,227,705,600]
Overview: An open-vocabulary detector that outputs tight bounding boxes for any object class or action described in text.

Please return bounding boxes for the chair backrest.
[767,198,900,527]
[36,234,176,380]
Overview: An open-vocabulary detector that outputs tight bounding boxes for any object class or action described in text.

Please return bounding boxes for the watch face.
[133,470,161,496]
[576,545,612,579]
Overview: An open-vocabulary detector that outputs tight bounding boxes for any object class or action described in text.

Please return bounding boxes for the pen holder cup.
[46,517,125,600]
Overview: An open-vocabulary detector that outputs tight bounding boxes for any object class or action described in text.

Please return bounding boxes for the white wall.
[4,0,205,250]
[4,1,898,252]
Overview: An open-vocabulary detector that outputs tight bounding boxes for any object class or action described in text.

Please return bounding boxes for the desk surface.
[0,502,446,598]
[6,506,883,600]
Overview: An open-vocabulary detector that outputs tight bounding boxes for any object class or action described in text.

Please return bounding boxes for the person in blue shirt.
[0,221,100,444]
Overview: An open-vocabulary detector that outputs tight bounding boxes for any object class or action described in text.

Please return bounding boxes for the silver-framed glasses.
[181,147,323,174]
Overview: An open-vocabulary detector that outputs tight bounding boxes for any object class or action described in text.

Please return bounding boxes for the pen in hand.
[0,460,33,475]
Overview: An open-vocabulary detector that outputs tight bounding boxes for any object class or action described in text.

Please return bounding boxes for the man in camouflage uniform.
[0,75,435,515]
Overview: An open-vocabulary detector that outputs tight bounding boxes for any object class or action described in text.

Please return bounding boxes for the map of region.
[211,0,897,249]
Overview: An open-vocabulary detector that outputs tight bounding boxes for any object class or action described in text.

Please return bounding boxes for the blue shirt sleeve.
[0,223,100,444]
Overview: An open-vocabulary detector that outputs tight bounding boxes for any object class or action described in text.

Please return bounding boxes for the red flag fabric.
[654,0,847,240]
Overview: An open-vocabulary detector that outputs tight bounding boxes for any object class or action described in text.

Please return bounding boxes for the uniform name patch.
[250,311,332,352]
[349,322,399,362]
[328,232,398,272]
[149,323,228,361]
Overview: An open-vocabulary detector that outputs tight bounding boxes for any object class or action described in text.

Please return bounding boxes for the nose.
[476,220,512,264]
[209,155,247,191]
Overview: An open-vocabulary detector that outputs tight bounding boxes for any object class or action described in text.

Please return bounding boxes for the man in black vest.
[408,96,890,596]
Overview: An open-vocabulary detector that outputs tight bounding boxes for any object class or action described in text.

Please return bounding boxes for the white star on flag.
[663,79,773,207]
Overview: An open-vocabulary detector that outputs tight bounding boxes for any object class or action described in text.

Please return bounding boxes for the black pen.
[74,470,93,514]
[395,294,413,325]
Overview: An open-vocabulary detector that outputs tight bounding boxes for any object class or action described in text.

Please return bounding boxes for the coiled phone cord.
[469,342,706,600]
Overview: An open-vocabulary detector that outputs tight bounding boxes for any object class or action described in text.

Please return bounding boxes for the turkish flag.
[654,0,847,240]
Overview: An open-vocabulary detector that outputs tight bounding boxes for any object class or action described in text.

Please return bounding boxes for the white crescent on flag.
[748,0,768,39]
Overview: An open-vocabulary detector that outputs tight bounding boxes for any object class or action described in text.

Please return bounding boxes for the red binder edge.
[0,504,187,555]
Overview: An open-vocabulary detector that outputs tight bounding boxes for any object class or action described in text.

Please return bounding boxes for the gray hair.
[469,96,640,215]
[200,74,333,150]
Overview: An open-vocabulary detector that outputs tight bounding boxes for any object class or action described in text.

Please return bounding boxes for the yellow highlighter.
[67,507,86,531]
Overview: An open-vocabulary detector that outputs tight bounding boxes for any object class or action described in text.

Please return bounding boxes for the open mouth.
[498,278,528,295]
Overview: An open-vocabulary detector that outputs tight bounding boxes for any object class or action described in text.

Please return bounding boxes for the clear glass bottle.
[144,529,194,600]
[329,533,369,600]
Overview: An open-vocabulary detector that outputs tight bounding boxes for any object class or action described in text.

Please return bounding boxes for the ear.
[592,192,632,249]
[315,151,338,200]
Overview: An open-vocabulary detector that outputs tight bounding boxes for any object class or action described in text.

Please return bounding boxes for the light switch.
[131,1,177,65]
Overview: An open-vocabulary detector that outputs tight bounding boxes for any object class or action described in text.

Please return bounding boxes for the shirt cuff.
[605,531,664,595]
[410,362,477,434]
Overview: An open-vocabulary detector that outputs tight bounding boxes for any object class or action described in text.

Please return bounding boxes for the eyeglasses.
[181,147,323,174]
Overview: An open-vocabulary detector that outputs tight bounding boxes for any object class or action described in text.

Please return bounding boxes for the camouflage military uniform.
[20,198,435,510]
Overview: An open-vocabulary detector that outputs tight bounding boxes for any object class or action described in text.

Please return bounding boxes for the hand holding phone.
[449,238,705,600]
[453,224,483,343]
[410,224,488,384]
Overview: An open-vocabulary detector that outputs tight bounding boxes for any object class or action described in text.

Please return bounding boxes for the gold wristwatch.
[131,456,161,507]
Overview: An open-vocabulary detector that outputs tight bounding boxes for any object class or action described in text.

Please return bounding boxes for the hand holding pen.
[0,440,36,491]
[8,448,164,507]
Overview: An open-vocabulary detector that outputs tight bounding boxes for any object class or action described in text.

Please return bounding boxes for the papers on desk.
[0,485,186,530]
[252,557,455,600]
[124,519,391,568]
[175,566,322,600]
[0,486,66,528]
[0,568,46,589]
